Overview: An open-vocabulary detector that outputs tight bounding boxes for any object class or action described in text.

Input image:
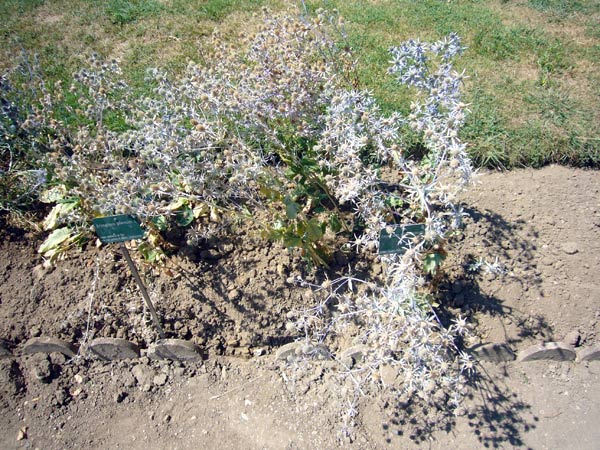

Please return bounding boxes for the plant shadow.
[438,205,553,344]
[377,204,549,446]
[379,364,538,449]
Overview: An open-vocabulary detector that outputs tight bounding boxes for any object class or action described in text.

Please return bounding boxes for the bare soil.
[1,165,599,450]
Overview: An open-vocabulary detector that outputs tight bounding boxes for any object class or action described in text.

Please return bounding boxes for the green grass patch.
[527,0,599,15]
[1,0,599,169]
[105,0,164,25]
[303,0,599,168]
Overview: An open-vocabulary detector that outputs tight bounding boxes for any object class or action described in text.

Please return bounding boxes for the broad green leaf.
[284,197,300,220]
[176,205,194,227]
[306,219,324,242]
[138,242,162,263]
[38,227,72,254]
[151,216,168,231]
[283,235,302,248]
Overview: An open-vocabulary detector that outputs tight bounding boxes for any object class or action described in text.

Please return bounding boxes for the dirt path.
[1,165,599,449]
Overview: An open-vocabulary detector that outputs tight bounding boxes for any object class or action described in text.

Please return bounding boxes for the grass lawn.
[1,0,599,168]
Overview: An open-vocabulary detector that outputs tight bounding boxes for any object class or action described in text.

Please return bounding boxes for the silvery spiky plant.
[4,7,474,430]
[278,23,475,432]
[0,52,58,222]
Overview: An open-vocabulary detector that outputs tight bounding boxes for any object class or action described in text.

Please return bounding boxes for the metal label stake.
[92,215,165,339]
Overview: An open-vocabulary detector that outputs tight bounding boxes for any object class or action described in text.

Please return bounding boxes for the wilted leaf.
[39,185,66,204]
[166,197,188,211]
[38,227,72,254]
[42,201,77,231]
[193,203,210,218]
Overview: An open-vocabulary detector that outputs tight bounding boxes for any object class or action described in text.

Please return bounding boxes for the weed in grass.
[536,39,568,86]
[200,0,265,20]
[0,0,45,16]
[473,25,545,60]
[462,87,510,168]
[525,87,575,126]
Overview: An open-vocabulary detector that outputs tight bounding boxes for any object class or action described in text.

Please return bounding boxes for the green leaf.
[329,214,342,233]
[423,252,446,274]
[176,205,194,227]
[386,195,404,208]
[151,215,168,231]
[284,196,300,220]
[138,242,162,263]
[283,235,302,249]
[38,227,72,254]
[306,219,324,242]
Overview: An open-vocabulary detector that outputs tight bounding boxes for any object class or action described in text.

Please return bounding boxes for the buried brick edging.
[1,336,599,364]
[473,341,600,363]
[3,337,203,362]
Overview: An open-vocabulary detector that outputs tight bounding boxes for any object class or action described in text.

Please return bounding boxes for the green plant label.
[92,215,145,244]
[378,224,426,255]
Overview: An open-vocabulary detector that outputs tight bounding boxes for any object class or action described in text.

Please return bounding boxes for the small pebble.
[16,427,27,441]
[561,242,579,255]
[154,373,168,386]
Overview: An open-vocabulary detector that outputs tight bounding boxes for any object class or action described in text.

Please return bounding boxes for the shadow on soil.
[381,367,538,448]
[440,206,553,343]
[465,367,538,450]
[380,205,546,447]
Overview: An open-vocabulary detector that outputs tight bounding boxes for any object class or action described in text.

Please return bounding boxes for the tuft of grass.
[105,0,164,25]
[168,0,267,21]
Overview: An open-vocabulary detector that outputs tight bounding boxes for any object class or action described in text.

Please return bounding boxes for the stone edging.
[1,337,599,364]
[469,341,600,363]
[0,337,202,362]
